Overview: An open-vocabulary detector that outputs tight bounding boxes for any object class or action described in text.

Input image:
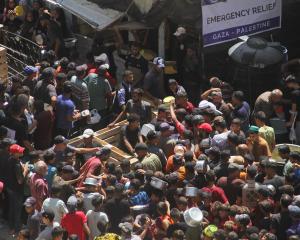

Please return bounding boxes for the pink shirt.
[29,173,49,211]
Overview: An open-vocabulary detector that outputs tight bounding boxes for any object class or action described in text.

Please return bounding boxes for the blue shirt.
[55,95,75,129]
[45,165,57,191]
[130,191,149,206]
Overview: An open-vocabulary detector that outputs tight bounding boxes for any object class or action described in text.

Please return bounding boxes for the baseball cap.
[24,65,38,75]
[95,146,111,157]
[197,123,213,133]
[62,165,78,176]
[9,144,25,154]
[195,160,210,171]
[75,64,87,72]
[174,27,186,36]
[228,162,243,171]
[203,225,218,238]
[147,130,158,140]
[119,222,133,233]
[54,135,69,145]
[94,53,108,64]
[168,78,177,84]
[41,67,54,80]
[288,204,300,218]
[205,146,220,155]
[81,129,94,139]
[42,209,55,221]
[99,63,110,71]
[160,122,174,132]
[67,195,78,206]
[174,145,185,156]
[192,115,205,125]
[248,125,259,133]
[153,57,165,68]
[277,145,290,154]
[284,75,300,84]
[24,197,36,207]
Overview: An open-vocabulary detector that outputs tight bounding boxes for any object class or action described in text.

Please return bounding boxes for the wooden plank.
[104,135,120,144]
[95,120,127,135]
[96,125,124,140]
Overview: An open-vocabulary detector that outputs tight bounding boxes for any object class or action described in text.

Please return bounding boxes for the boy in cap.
[168,79,186,97]
[24,197,40,240]
[61,196,90,240]
[36,209,57,240]
[247,126,271,161]
[6,143,29,234]
[23,65,38,95]
[143,57,166,104]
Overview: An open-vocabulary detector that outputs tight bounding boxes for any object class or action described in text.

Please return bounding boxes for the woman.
[2,0,17,23]
[19,10,37,40]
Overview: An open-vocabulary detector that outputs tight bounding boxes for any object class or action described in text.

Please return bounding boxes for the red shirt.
[78,156,102,187]
[29,173,49,211]
[61,211,87,240]
[202,185,228,203]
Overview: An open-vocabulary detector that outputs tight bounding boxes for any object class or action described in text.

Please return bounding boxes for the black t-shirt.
[191,174,207,189]
[118,125,140,153]
[104,197,130,233]
[270,211,293,240]
[125,54,148,75]
[6,157,24,193]
[3,115,28,147]
[34,80,57,105]
[291,89,300,120]
[263,175,285,190]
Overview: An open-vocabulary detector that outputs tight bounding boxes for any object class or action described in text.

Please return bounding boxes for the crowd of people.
[1,1,300,240]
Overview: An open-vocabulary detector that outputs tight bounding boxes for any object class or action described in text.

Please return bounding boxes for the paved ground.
[0,220,15,240]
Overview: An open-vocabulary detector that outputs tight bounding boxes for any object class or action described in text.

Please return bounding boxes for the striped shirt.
[70,75,90,110]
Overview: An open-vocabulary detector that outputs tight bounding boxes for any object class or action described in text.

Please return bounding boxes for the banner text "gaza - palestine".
[207,2,276,24]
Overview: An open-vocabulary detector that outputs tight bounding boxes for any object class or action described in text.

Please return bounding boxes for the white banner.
[202,0,282,47]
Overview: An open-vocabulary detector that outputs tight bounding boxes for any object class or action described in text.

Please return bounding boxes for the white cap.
[153,57,165,68]
[82,129,94,138]
[174,27,186,37]
[195,160,210,171]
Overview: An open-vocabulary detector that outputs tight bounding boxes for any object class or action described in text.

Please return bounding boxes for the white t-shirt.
[83,192,103,213]
[86,210,109,239]
[42,197,68,224]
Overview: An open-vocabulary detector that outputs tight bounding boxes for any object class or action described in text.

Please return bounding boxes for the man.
[76,129,101,165]
[6,144,29,234]
[263,160,285,190]
[39,13,65,58]
[112,70,134,115]
[175,91,194,114]
[246,125,272,161]
[104,183,130,233]
[151,104,167,131]
[158,122,177,158]
[254,111,276,151]
[230,91,250,134]
[168,79,186,97]
[41,185,68,225]
[2,96,34,151]
[36,209,58,240]
[285,75,300,144]
[118,113,143,154]
[50,135,99,163]
[146,130,167,171]
[34,67,57,106]
[22,65,38,95]
[123,41,148,86]
[270,194,293,240]
[70,64,90,111]
[55,81,81,137]
[51,227,65,240]
[78,147,111,187]
[61,195,90,240]
[242,165,260,210]
[253,89,283,119]
[24,197,41,240]
[109,88,152,127]
[86,64,112,128]
[29,160,49,211]
[143,57,166,104]
[119,222,141,240]
[135,143,162,172]
[211,91,231,124]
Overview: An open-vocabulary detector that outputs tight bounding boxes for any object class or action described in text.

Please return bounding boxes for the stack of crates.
[0,47,8,84]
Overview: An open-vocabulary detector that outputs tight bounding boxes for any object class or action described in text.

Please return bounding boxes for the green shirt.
[141,153,162,172]
[86,73,112,111]
[259,125,275,150]
[283,160,293,176]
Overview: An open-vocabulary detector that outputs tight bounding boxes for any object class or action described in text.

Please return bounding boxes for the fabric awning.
[45,0,124,30]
